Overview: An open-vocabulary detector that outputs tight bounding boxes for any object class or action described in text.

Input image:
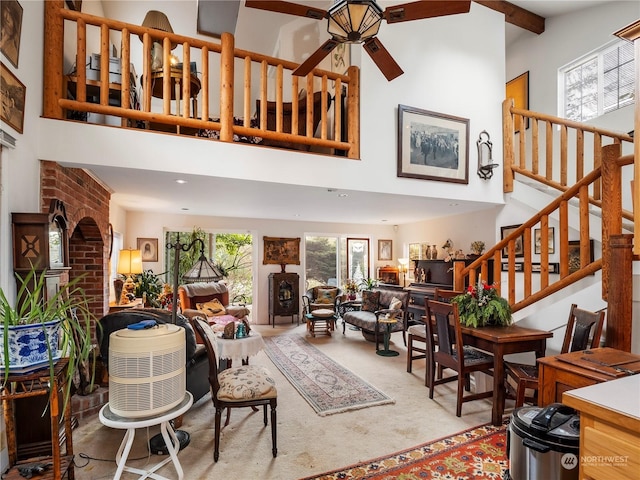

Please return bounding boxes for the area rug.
[263,334,394,416]
[300,422,508,480]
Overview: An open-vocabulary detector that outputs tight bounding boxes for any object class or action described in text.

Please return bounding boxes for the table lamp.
[398,258,409,287]
[117,248,143,304]
[140,10,176,70]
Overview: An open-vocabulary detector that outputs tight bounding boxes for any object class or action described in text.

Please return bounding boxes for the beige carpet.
[72,322,506,479]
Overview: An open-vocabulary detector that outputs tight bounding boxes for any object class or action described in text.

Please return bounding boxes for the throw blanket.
[181,281,227,297]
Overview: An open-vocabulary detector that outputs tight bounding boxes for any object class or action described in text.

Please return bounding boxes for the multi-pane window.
[561,40,634,121]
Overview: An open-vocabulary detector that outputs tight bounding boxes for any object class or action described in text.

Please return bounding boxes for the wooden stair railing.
[43,1,360,158]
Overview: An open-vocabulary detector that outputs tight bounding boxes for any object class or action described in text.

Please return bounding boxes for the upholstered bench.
[339,288,409,351]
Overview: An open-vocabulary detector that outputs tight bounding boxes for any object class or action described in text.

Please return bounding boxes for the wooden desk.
[538,347,640,407]
[563,375,640,480]
[461,324,553,426]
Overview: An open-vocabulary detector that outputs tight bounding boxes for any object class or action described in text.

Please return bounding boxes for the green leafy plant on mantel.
[452,279,512,327]
[0,265,97,409]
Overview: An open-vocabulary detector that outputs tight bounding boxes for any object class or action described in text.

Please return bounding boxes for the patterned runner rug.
[299,422,508,479]
[263,334,394,416]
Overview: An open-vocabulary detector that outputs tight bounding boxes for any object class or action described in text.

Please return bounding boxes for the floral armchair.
[302,285,342,315]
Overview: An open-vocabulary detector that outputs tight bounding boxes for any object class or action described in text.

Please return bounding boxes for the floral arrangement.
[343,279,359,294]
[452,279,512,327]
[158,283,174,310]
[470,241,485,255]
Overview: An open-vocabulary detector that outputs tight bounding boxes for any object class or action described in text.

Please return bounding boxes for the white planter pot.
[0,319,63,374]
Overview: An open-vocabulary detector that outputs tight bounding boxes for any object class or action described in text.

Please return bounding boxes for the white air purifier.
[109,323,186,418]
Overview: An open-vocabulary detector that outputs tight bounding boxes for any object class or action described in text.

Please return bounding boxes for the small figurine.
[222,322,235,339]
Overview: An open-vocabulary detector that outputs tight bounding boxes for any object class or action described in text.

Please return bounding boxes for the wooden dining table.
[461,324,553,425]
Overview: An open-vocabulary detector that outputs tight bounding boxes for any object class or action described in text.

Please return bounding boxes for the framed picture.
[534,227,555,254]
[532,262,560,274]
[137,238,158,262]
[568,240,594,274]
[263,236,300,265]
[506,71,529,133]
[501,262,524,272]
[347,237,370,281]
[378,239,392,261]
[0,0,23,68]
[409,243,421,260]
[397,104,469,184]
[0,62,25,133]
[500,224,524,258]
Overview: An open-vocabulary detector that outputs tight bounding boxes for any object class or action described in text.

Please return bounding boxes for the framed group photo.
[137,237,158,262]
[397,105,469,184]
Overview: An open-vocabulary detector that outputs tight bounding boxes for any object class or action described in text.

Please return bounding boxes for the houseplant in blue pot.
[452,279,512,327]
[0,265,97,405]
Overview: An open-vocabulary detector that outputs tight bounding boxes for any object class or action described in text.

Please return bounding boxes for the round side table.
[99,391,193,480]
[377,317,400,357]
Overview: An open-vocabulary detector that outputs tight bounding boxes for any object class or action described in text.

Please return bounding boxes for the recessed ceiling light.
[181,207,189,211]
[327,188,337,192]
[381,219,388,222]
[337,193,348,197]
[449,203,459,207]
[176,179,188,184]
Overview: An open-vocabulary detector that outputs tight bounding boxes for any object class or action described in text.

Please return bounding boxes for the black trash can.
[506,403,580,480]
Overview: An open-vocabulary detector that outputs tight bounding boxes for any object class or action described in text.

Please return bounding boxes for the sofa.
[97,308,210,404]
[178,282,250,322]
[339,288,409,350]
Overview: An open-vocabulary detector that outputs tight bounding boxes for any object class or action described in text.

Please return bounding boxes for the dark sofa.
[97,308,209,404]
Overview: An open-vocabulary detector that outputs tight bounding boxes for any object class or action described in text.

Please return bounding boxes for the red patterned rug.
[300,422,508,480]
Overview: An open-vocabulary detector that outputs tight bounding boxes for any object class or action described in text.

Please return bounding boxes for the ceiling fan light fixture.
[327,0,383,43]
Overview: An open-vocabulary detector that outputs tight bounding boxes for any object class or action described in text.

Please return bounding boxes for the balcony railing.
[43,1,360,158]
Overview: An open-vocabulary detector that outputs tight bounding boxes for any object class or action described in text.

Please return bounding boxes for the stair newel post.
[606,235,633,351]
[502,98,515,193]
[453,260,465,292]
[600,143,623,299]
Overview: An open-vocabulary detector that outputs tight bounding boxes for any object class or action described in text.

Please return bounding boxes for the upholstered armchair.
[178,282,250,322]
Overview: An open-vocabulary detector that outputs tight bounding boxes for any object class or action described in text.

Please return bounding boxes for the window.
[561,40,634,121]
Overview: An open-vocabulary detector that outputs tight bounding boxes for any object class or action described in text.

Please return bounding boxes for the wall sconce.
[398,258,409,287]
[476,130,499,180]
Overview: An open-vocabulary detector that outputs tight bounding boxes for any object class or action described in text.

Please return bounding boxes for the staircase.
[454,98,637,352]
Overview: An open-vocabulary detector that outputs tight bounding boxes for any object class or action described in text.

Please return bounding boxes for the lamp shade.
[139,10,177,49]
[182,254,223,283]
[117,249,143,276]
[328,0,383,43]
[398,258,409,271]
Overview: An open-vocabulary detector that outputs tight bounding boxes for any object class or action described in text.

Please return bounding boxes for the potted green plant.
[451,279,512,327]
[0,265,97,407]
[133,269,163,307]
[358,278,379,291]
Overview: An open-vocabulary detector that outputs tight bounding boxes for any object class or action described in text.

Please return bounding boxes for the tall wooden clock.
[12,199,71,300]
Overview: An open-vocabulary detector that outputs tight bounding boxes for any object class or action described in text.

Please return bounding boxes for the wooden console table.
[1,359,73,480]
[563,374,640,480]
[538,347,640,406]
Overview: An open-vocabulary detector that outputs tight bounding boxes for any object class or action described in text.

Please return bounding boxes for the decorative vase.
[425,245,432,260]
[348,293,356,301]
[430,245,438,259]
[0,319,63,374]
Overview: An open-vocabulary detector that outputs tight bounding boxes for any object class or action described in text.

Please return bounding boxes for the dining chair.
[505,303,605,408]
[190,317,278,462]
[425,299,494,417]
[406,289,462,386]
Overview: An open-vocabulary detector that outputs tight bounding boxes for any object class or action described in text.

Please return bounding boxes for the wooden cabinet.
[268,272,299,326]
[1,359,74,480]
[563,375,640,480]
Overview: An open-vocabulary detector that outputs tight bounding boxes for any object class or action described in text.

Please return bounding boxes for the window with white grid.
[560,40,634,122]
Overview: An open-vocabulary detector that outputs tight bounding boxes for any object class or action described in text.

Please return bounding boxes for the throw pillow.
[389,297,403,311]
[196,299,227,316]
[361,290,380,312]
[316,288,338,304]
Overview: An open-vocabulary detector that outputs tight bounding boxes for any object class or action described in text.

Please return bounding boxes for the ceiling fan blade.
[384,1,471,23]
[292,39,339,77]
[244,1,327,20]
[363,38,404,81]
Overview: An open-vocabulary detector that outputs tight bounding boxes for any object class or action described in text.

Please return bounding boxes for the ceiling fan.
[245,0,471,81]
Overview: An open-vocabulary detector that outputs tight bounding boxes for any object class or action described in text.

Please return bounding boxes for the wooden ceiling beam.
[474,1,545,35]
